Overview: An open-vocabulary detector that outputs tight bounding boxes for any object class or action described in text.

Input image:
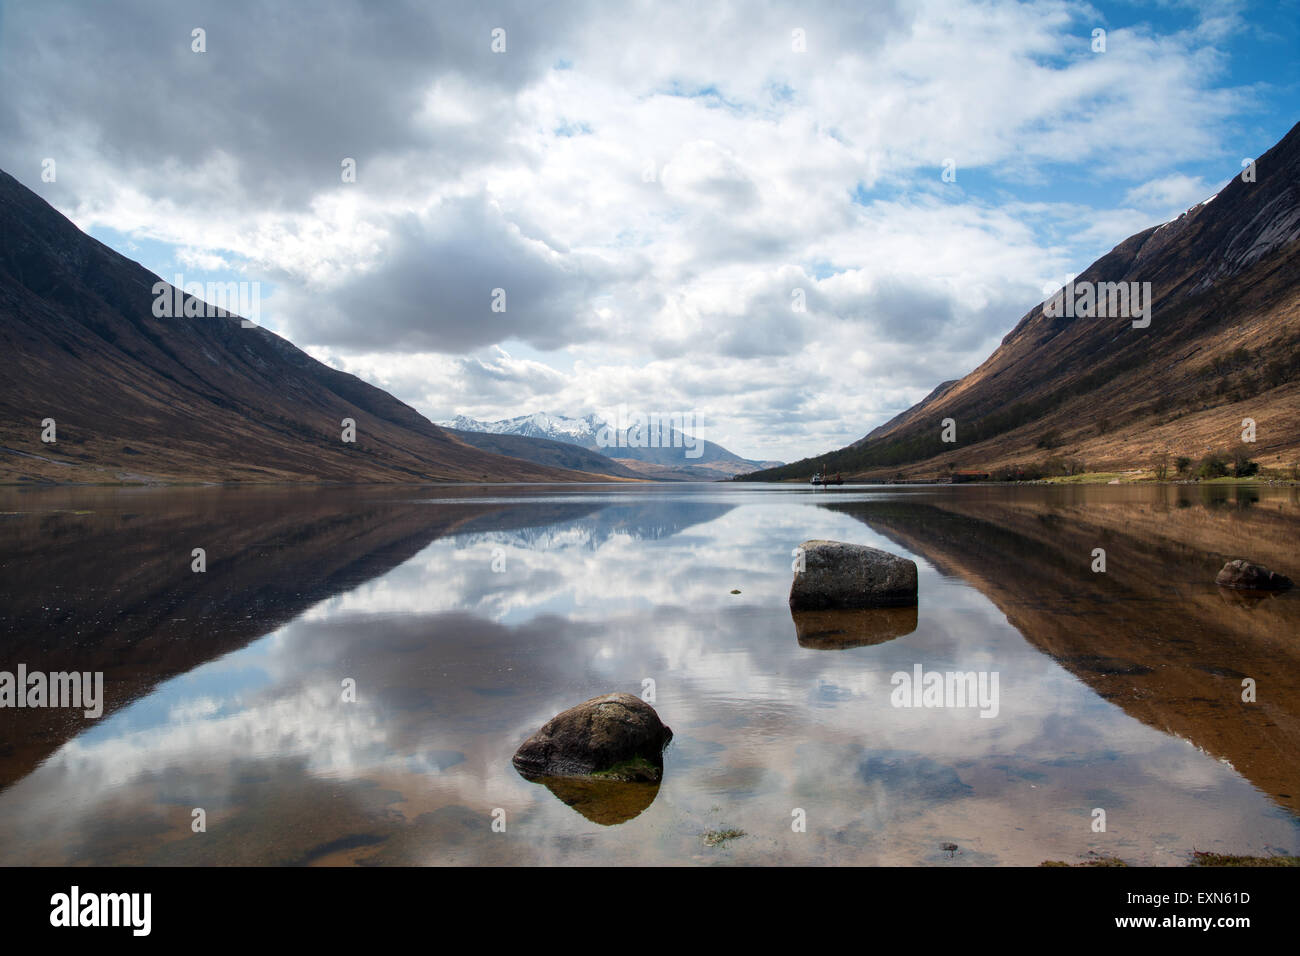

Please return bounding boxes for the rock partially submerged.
[536,776,661,826]
[512,692,673,782]
[792,607,918,649]
[790,539,918,610]
[1215,559,1293,591]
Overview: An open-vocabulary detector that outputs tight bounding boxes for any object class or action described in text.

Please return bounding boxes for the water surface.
[1,482,1298,865]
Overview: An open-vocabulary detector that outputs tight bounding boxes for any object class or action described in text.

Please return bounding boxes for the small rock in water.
[730,589,741,594]
[704,828,746,847]
[790,539,918,610]
[512,692,673,782]
[1215,559,1292,591]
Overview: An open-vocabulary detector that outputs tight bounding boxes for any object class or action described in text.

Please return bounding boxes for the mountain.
[440,428,644,479]
[440,411,605,445]
[849,380,959,447]
[746,120,1300,482]
[0,170,608,483]
[441,411,784,479]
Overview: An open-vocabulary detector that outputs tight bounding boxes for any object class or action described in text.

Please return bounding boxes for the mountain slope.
[0,170,603,483]
[441,428,644,479]
[747,121,1300,481]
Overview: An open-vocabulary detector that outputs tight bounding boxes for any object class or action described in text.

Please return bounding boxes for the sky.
[1,0,1297,461]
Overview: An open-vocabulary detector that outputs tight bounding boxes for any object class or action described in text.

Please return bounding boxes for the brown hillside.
[751,121,1300,481]
[0,170,613,484]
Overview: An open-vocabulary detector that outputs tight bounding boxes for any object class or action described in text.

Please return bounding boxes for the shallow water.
[1,482,1298,865]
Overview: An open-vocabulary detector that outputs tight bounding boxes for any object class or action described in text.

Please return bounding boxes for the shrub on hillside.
[1036,428,1063,449]
[1196,453,1230,479]
[1230,445,1259,478]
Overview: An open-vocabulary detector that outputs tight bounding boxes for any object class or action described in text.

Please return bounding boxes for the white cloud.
[0,0,1260,458]
[1123,173,1216,213]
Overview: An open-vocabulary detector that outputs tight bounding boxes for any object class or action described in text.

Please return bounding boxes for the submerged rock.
[535,776,661,826]
[1216,588,1275,609]
[1215,559,1293,591]
[792,606,918,649]
[790,539,918,610]
[512,692,672,782]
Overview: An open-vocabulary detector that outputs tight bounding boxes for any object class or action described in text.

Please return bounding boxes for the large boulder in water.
[512,693,672,782]
[790,539,918,610]
[1215,559,1292,591]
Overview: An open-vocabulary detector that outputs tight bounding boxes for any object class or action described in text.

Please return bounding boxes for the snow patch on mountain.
[438,411,603,447]
[438,411,783,472]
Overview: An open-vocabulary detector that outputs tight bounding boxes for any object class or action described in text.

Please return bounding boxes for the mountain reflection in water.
[0,482,1297,865]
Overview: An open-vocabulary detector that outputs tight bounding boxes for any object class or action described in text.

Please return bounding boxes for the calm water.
[1,482,1298,865]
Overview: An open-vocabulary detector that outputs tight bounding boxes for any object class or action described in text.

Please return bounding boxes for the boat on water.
[810,467,844,486]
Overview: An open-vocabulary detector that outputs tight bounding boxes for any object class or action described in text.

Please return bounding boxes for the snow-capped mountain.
[440,412,604,446]
[438,411,784,477]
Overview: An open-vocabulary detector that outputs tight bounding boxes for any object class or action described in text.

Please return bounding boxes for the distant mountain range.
[440,411,784,480]
[0,170,622,484]
[441,412,605,445]
[438,428,646,479]
[747,120,1300,482]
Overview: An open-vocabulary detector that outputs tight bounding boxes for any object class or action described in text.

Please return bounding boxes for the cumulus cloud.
[0,0,1266,458]
[1123,173,1216,213]
[287,195,607,352]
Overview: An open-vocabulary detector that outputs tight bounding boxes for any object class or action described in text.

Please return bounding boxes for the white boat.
[810,465,843,486]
